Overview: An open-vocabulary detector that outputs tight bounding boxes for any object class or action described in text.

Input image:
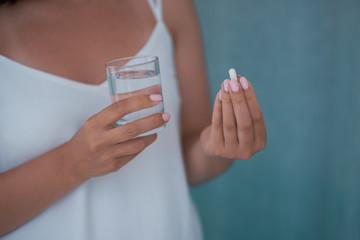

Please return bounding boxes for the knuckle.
[134,140,147,152]
[208,144,223,157]
[239,151,253,160]
[152,115,164,126]
[232,96,245,105]
[219,151,233,159]
[87,137,101,152]
[113,100,125,113]
[139,94,150,104]
[84,116,96,129]
[150,133,158,142]
[246,94,257,102]
[99,153,110,163]
[224,122,236,131]
[110,161,120,172]
[238,121,252,131]
[124,124,139,137]
[242,138,254,146]
[222,94,231,103]
[132,94,149,109]
[119,95,150,116]
[213,149,223,157]
[214,107,222,115]
[252,112,264,123]
[227,153,238,159]
[143,134,157,145]
[222,148,237,159]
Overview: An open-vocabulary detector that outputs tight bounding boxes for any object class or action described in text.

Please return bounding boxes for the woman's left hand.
[200,75,267,160]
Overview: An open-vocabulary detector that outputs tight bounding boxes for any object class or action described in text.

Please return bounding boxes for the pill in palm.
[229,68,237,81]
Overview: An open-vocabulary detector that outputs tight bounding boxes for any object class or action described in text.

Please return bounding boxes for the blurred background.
[190,0,360,239]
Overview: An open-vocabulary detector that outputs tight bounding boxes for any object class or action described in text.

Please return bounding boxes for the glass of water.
[105,56,165,135]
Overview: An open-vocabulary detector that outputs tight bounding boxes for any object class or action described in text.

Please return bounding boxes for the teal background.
[191,0,360,239]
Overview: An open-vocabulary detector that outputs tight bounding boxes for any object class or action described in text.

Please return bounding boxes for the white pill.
[229,68,237,81]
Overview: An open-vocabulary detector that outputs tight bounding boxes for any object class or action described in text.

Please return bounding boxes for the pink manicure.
[230,79,240,92]
[240,77,249,90]
[150,94,162,101]
[218,90,222,101]
[224,79,230,92]
[162,113,171,121]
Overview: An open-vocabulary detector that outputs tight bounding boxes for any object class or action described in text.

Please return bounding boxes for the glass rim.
[105,56,158,69]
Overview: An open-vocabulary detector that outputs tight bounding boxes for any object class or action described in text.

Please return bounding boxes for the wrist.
[55,142,88,187]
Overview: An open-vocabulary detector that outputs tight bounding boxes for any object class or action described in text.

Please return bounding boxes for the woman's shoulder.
[163,0,199,41]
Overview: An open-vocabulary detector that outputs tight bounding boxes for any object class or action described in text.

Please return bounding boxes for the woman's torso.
[0,0,203,239]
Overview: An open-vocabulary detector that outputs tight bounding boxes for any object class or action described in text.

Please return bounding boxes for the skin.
[0,0,267,236]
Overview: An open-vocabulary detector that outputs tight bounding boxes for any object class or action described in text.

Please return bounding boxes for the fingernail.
[230,79,240,92]
[162,113,171,121]
[218,90,222,101]
[240,77,249,90]
[150,94,162,101]
[224,79,230,92]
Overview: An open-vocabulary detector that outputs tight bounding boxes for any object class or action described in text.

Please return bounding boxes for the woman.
[0,0,267,239]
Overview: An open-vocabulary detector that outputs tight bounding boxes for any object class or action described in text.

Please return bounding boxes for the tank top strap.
[147,0,163,22]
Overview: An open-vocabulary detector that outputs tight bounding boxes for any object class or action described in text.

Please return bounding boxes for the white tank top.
[0,0,203,239]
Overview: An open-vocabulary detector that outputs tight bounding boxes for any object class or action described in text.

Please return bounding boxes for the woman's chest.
[0,0,156,85]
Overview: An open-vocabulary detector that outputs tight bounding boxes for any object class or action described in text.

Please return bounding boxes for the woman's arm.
[164,0,233,185]
[0,95,168,236]
[0,143,84,236]
[164,0,266,185]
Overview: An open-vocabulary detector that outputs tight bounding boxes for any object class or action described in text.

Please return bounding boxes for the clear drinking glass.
[105,56,165,135]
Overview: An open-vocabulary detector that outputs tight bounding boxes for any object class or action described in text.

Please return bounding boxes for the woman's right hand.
[64,94,170,181]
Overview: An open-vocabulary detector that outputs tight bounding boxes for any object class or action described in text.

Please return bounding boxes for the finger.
[108,112,169,142]
[112,135,157,171]
[111,153,139,172]
[92,94,162,127]
[110,134,157,157]
[228,78,254,146]
[111,85,162,101]
[240,77,266,149]
[210,90,224,148]
[221,79,238,147]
